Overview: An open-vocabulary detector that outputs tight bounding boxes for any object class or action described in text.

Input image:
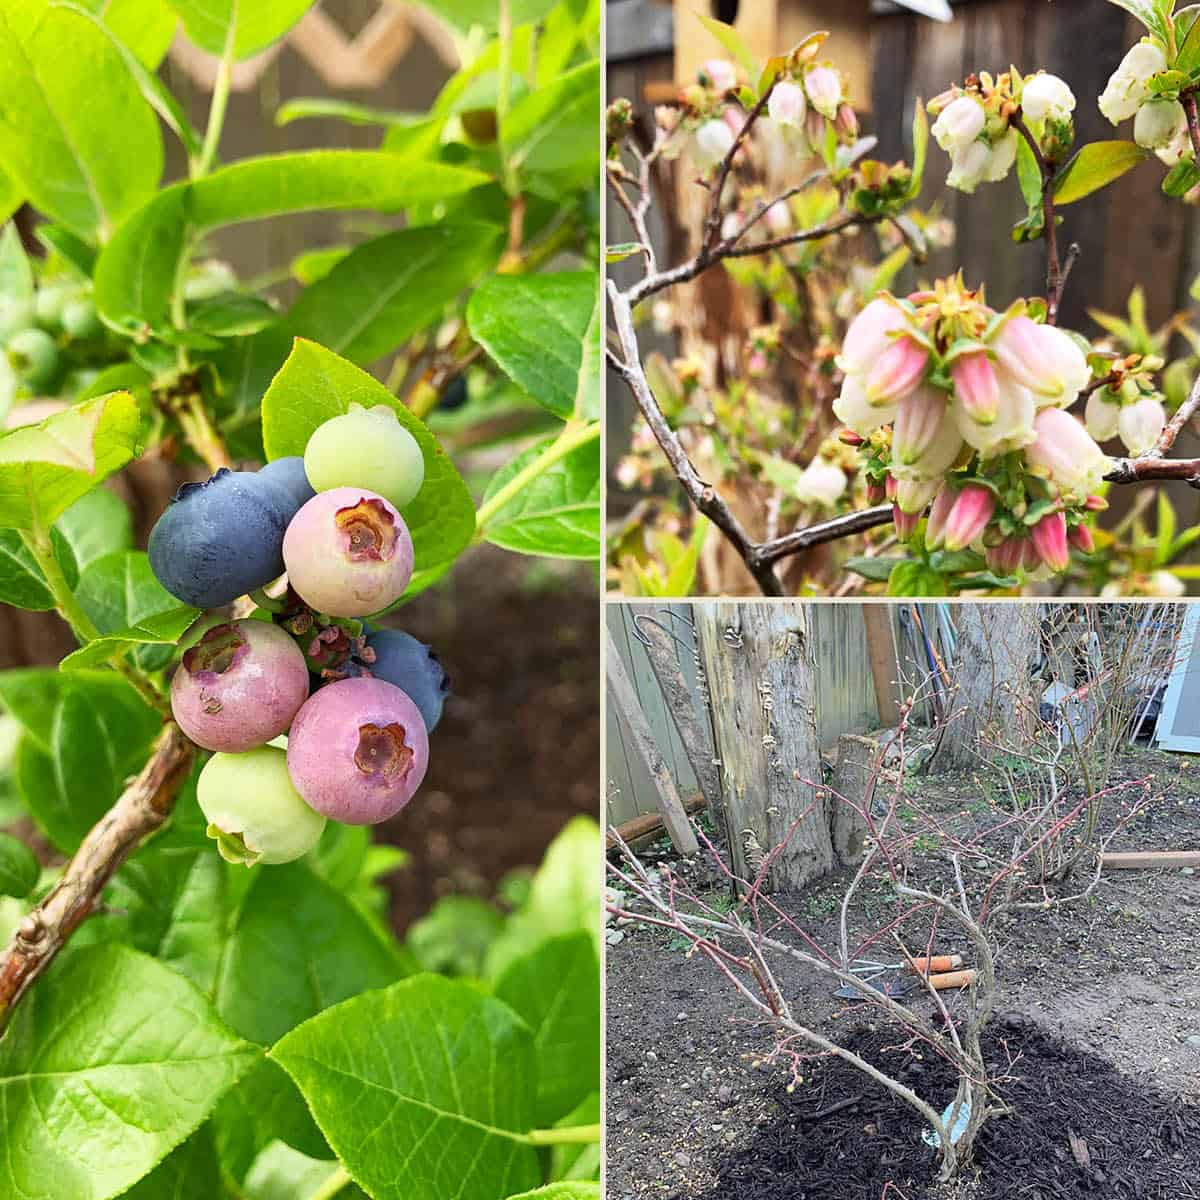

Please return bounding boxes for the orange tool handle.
[907,955,963,973]
[928,969,977,990]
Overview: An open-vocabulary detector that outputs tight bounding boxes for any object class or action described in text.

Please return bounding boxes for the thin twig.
[1011,112,1064,322]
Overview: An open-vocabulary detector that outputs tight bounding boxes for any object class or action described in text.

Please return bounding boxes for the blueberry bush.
[0,1,600,1197]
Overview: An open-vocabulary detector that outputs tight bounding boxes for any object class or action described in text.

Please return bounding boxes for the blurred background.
[607,0,1200,580]
[0,0,599,932]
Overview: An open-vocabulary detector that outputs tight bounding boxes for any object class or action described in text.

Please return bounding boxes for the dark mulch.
[687,1017,1200,1200]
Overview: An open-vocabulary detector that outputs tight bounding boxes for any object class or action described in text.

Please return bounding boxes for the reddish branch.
[0,722,195,1032]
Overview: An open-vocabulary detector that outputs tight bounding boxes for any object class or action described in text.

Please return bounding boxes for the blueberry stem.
[177,392,232,472]
[523,1123,602,1146]
[308,1166,352,1200]
[195,17,236,178]
[473,419,600,537]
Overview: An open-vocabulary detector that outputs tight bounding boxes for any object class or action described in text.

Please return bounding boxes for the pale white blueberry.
[990,316,1090,406]
[932,95,985,153]
[1021,74,1075,123]
[1025,408,1110,496]
[694,119,736,170]
[768,80,807,129]
[1098,41,1167,125]
[1117,395,1166,455]
[793,458,847,506]
[804,65,843,120]
[1134,98,1186,151]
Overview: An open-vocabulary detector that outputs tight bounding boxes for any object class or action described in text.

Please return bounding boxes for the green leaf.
[260,340,475,590]
[549,1093,600,1182]
[165,0,313,59]
[1157,487,1178,564]
[0,531,55,609]
[908,96,928,197]
[272,975,541,1200]
[0,943,259,1200]
[467,272,600,419]
[71,549,197,670]
[121,1127,221,1200]
[276,97,423,127]
[485,816,600,979]
[244,1142,360,1200]
[287,224,503,365]
[0,392,141,530]
[495,932,600,1125]
[844,556,909,583]
[508,1186,600,1200]
[94,153,490,331]
[0,167,20,225]
[290,246,350,285]
[1103,0,1170,41]
[0,1,163,239]
[0,830,38,897]
[1051,141,1149,205]
[696,13,759,82]
[407,895,505,976]
[419,0,560,35]
[886,560,948,596]
[52,487,133,577]
[187,293,279,337]
[0,668,158,849]
[605,242,644,263]
[1163,157,1200,196]
[503,61,600,191]
[480,433,600,558]
[0,220,33,306]
[1178,3,1200,73]
[59,606,199,671]
[1015,133,1042,210]
[35,222,98,276]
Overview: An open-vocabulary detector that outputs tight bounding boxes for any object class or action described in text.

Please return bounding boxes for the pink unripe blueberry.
[170,620,309,752]
[287,676,429,824]
[283,487,414,618]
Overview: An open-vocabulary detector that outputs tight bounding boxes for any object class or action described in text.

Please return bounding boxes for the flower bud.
[864,335,929,405]
[866,477,887,504]
[1099,41,1167,125]
[764,199,791,235]
[1085,388,1121,442]
[793,458,847,506]
[838,428,864,447]
[768,80,807,129]
[804,65,843,119]
[694,119,735,169]
[942,484,996,552]
[892,504,921,539]
[1026,408,1110,496]
[835,103,859,139]
[924,486,957,550]
[951,351,999,424]
[1134,98,1186,151]
[885,473,898,502]
[1117,395,1166,455]
[839,299,909,374]
[1021,74,1076,122]
[894,476,941,515]
[833,373,897,435]
[1085,494,1109,512]
[893,385,950,465]
[1031,510,1070,572]
[701,59,737,92]
[1068,523,1095,553]
[932,95,985,153]
[986,535,1027,575]
[991,316,1090,404]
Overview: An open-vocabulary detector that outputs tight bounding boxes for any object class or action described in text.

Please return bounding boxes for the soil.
[381,546,599,930]
[605,748,1200,1200]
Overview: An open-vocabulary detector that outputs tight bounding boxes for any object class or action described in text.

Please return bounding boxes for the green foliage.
[1052,141,1149,205]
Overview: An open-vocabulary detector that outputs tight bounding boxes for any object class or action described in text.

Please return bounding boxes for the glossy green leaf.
[0,1,163,238]
[695,13,758,82]
[845,555,908,583]
[288,223,503,364]
[0,943,259,1200]
[95,153,491,330]
[0,830,38,897]
[0,221,33,305]
[480,433,600,558]
[495,932,600,1125]
[1103,0,1169,41]
[0,668,158,849]
[244,1142,360,1200]
[1052,140,1149,205]
[0,531,55,610]
[59,606,199,671]
[52,487,133,577]
[0,392,141,530]
[467,271,600,419]
[485,816,601,978]
[1163,157,1200,196]
[272,975,541,1200]
[73,0,177,68]
[420,0,560,34]
[260,339,475,587]
[503,61,600,190]
[121,1127,222,1200]
[407,895,505,976]
[276,97,422,127]
[165,0,313,59]
[0,167,20,224]
[509,1185,601,1200]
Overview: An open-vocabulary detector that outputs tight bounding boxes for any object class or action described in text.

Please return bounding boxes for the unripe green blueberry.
[184,260,237,301]
[61,297,101,339]
[0,296,35,341]
[303,404,425,509]
[7,327,59,389]
[282,487,414,617]
[197,745,325,866]
[34,284,71,329]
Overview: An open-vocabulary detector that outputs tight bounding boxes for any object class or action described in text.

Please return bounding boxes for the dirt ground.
[605,748,1200,1200]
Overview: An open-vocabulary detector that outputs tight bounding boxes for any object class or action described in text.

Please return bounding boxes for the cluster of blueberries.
[148,404,448,866]
[1,276,107,400]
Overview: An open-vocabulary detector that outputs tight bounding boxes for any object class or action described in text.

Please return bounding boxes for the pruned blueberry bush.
[607,2,1200,597]
[0,0,600,1198]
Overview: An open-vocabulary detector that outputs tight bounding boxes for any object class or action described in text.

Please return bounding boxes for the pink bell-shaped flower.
[942,484,996,552]
[1025,408,1109,496]
[1117,396,1166,455]
[893,386,950,466]
[951,351,1000,424]
[991,316,1090,405]
[1031,510,1070,572]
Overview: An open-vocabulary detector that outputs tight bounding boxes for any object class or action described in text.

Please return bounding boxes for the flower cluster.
[1099,40,1193,165]
[929,70,1075,193]
[834,278,1110,578]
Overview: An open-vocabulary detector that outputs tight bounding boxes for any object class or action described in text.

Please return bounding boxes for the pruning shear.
[833,954,968,1002]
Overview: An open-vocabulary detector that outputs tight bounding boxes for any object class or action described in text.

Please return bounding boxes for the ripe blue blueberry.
[149,469,294,609]
[355,629,448,732]
[259,456,316,512]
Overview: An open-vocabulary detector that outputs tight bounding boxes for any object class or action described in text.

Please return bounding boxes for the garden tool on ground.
[833,953,976,1002]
